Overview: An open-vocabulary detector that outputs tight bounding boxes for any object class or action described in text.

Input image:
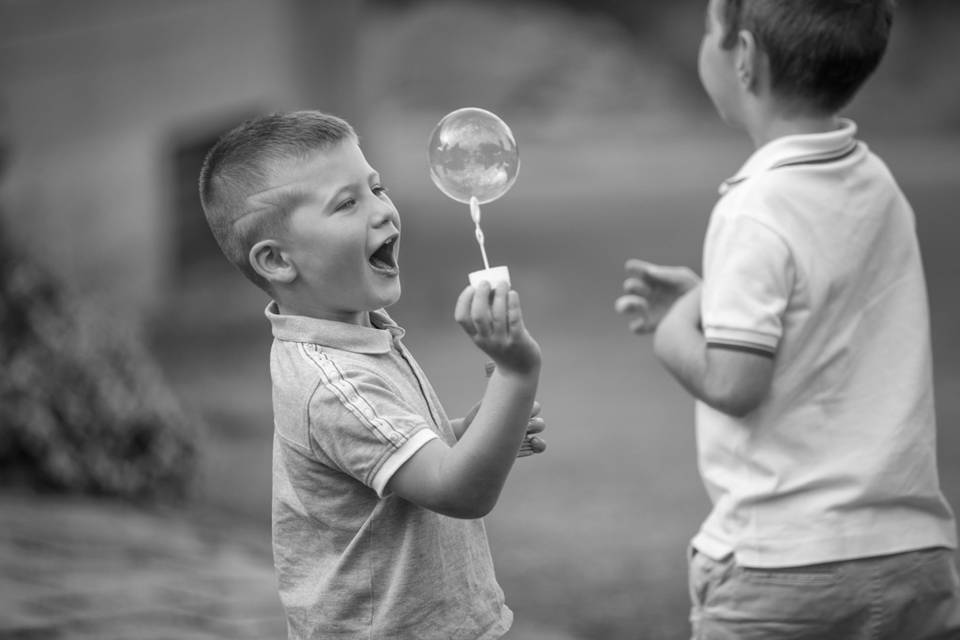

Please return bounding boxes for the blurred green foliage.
[0,220,198,500]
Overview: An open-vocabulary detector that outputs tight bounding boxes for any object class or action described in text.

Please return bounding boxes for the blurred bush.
[0,218,198,500]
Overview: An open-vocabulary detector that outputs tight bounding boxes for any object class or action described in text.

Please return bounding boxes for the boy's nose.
[371,199,400,228]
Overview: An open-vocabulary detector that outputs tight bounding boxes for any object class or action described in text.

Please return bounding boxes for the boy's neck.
[745,108,840,149]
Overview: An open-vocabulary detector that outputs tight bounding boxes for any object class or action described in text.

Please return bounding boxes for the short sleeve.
[702,213,793,357]
[307,362,438,497]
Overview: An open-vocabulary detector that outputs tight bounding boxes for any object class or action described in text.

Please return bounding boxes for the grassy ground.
[156,118,960,639]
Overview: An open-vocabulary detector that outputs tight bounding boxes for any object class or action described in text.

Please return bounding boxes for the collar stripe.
[770,141,860,171]
[719,120,861,195]
[720,142,861,195]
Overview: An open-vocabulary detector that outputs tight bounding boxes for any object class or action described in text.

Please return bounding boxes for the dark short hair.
[720,0,894,114]
[198,111,356,292]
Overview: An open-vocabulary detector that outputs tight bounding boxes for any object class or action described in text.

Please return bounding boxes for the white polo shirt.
[693,119,957,567]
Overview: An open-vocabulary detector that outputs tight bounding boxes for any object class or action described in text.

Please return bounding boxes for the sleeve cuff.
[704,326,779,355]
[370,429,438,498]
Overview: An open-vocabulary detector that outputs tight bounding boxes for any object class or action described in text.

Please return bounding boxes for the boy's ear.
[250,239,297,285]
[735,29,761,92]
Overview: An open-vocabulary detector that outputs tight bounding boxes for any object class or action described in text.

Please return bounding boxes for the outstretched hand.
[615,259,701,334]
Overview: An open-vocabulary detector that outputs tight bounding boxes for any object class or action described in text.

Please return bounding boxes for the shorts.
[688,546,960,640]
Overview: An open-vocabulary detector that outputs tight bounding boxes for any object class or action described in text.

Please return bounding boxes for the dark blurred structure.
[0,83,193,498]
[0,0,362,327]
[0,0,361,498]
[0,211,197,499]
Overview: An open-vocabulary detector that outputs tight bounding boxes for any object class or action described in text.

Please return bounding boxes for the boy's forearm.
[437,366,539,516]
[654,312,711,405]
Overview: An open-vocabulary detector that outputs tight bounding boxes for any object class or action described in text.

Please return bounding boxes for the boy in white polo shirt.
[616,1,960,638]
[199,111,544,639]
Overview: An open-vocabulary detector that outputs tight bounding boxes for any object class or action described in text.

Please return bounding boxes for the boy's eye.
[372,184,389,196]
[335,198,357,212]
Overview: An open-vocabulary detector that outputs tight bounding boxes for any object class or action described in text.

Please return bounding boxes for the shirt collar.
[265,302,405,354]
[719,118,860,195]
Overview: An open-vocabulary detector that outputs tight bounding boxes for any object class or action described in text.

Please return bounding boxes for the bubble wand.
[469,197,490,271]
[428,107,519,287]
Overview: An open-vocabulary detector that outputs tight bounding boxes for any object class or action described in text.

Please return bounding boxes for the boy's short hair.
[198,110,356,292]
[720,0,894,114]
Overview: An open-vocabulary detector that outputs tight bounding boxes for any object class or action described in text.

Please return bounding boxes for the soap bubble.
[427,107,519,205]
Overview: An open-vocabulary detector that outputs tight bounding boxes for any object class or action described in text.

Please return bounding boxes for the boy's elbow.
[411,453,504,519]
[434,486,499,520]
[702,353,773,417]
[703,380,767,418]
[436,496,496,520]
[447,503,494,520]
[400,490,495,520]
[710,393,762,417]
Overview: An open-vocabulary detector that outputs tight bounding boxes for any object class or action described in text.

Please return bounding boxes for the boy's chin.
[378,281,402,309]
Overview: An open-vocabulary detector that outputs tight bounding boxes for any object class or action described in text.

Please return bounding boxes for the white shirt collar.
[265,302,404,354]
[719,118,860,196]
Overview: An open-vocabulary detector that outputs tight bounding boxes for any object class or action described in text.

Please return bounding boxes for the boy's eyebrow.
[325,171,382,193]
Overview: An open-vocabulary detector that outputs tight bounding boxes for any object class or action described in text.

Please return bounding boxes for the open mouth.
[368,234,399,274]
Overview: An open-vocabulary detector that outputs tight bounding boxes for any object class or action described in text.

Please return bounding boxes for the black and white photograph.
[2,1,959,638]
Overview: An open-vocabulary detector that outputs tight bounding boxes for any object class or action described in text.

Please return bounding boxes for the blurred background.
[1,1,959,638]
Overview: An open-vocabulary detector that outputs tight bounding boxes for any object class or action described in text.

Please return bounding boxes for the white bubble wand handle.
[469,196,491,271]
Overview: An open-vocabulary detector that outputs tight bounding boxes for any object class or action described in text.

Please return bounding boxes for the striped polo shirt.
[694,118,957,567]
[266,303,512,639]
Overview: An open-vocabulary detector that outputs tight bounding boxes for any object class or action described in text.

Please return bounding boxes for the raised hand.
[455,281,541,376]
[615,259,701,334]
